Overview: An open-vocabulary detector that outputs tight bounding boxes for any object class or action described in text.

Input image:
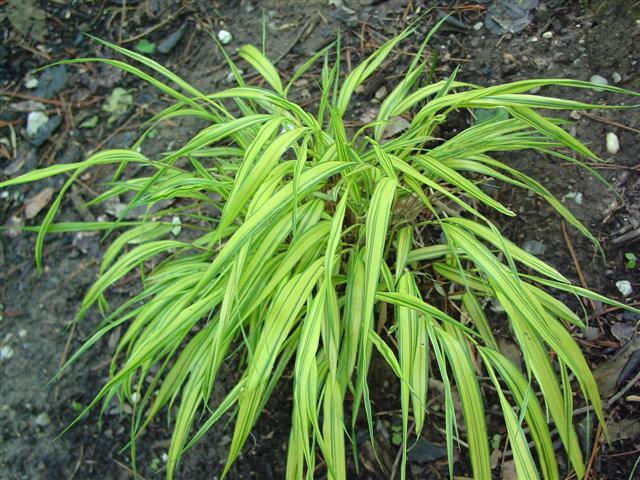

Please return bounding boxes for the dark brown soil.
[1,1,639,479]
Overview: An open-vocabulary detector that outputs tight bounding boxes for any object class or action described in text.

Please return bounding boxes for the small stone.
[407,437,447,463]
[131,392,141,404]
[18,329,27,338]
[473,22,483,31]
[502,460,517,480]
[615,280,633,297]
[542,31,553,39]
[217,29,232,45]
[161,452,168,463]
[589,74,608,92]
[34,412,51,427]
[612,72,622,83]
[490,448,502,469]
[502,52,516,63]
[381,116,409,140]
[564,191,583,205]
[606,132,620,155]
[157,24,187,54]
[522,240,546,256]
[0,345,13,361]
[225,69,243,84]
[611,322,635,342]
[24,187,54,219]
[34,65,67,99]
[490,299,505,313]
[570,110,581,120]
[374,85,387,101]
[530,36,539,42]
[26,111,49,136]
[25,77,38,89]
[171,216,182,236]
[582,326,600,341]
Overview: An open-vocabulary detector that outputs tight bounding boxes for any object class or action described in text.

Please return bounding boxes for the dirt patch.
[1,1,639,479]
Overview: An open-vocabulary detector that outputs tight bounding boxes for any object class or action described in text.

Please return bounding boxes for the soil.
[1,1,639,479]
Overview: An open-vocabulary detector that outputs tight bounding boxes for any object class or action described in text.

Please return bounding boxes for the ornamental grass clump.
[2,25,639,479]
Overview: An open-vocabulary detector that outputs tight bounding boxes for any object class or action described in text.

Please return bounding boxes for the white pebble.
[615,280,633,297]
[612,72,622,83]
[34,412,51,427]
[590,74,608,92]
[171,216,182,236]
[217,30,232,45]
[564,191,583,205]
[542,31,553,39]
[26,111,49,136]
[25,77,38,89]
[606,132,620,155]
[225,69,243,84]
[490,299,505,313]
[0,345,13,361]
[131,392,141,403]
[473,22,483,31]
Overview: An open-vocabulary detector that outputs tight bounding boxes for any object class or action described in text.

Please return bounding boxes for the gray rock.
[157,23,187,54]
[408,437,447,463]
[31,116,61,147]
[589,74,608,92]
[611,322,635,343]
[612,72,622,83]
[582,326,600,341]
[34,412,51,427]
[33,65,67,98]
[485,0,539,35]
[522,240,546,256]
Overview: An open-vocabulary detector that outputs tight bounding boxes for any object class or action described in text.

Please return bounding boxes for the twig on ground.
[120,6,188,44]
[561,221,599,323]
[89,107,145,155]
[611,228,640,247]
[390,422,415,480]
[580,111,640,135]
[112,457,149,480]
[1,91,101,109]
[584,423,603,479]
[607,369,640,407]
[54,323,76,402]
[69,445,84,480]
[273,14,319,65]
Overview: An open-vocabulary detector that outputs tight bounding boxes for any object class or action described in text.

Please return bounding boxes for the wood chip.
[24,187,54,219]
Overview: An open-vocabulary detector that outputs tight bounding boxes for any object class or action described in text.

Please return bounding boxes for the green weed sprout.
[2,27,639,480]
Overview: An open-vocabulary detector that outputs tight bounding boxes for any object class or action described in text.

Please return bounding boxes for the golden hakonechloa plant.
[2,23,639,480]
